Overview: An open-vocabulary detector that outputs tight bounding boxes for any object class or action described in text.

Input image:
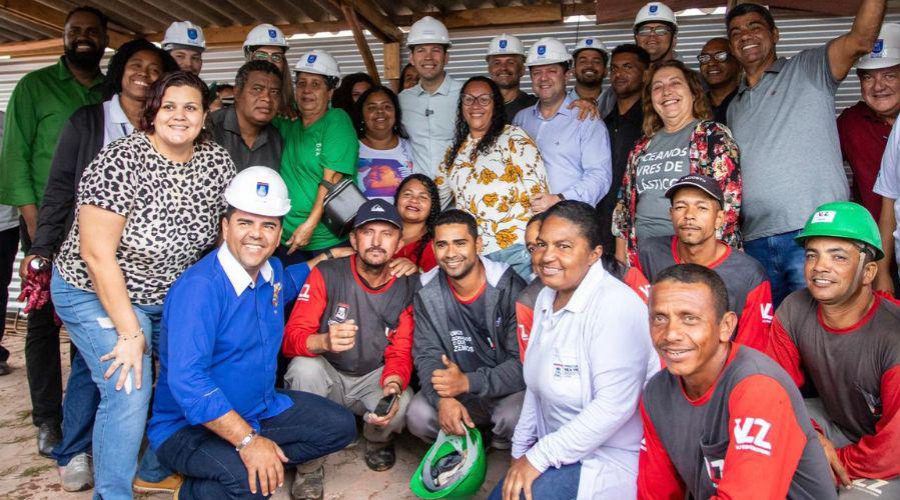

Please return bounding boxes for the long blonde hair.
[641,60,712,137]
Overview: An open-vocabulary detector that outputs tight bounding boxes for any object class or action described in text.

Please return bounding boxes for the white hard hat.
[243,24,288,53]
[224,166,291,217]
[857,23,900,70]
[162,21,206,51]
[486,33,525,59]
[294,50,341,79]
[407,16,451,48]
[634,3,678,32]
[572,37,609,58]
[525,37,571,67]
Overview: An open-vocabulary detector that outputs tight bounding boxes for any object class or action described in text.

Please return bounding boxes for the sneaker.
[291,466,324,500]
[59,453,93,492]
[133,473,183,493]
[364,441,396,471]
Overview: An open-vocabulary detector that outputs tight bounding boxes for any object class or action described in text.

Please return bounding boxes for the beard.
[65,42,104,71]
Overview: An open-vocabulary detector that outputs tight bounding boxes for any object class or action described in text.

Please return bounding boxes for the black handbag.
[320,177,369,237]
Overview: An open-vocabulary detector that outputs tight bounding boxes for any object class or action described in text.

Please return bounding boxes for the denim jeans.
[486,243,533,281]
[156,390,356,500]
[489,462,581,500]
[744,230,807,309]
[52,349,99,465]
[51,268,162,500]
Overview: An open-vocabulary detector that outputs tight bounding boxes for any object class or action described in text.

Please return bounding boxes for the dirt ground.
[0,316,507,499]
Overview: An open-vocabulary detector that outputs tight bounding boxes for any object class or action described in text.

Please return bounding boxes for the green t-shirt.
[275,108,359,250]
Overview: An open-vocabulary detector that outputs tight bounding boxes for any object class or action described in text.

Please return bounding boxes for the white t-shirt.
[356,139,414,202]
[874,120,900,267]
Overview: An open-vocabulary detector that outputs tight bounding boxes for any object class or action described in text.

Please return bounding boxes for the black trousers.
[0,225,19,363]
[20,222,63,426]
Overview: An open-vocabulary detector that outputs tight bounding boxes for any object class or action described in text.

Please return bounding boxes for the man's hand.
[238,435,289,496]
[432,355,469,398]
[568,98,600,121]
[286,222,315,254]
[324,319,357,353]
[367,376,403,427]
[389,257,419,277]
[530,193,561,214]
[18,254,39,282]
[502,456,542,500]
[817,432,852,489]
[437,397,474,436]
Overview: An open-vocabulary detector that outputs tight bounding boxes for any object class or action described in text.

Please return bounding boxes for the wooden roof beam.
[401,4,562,30]
[345,0,404,42]
[341,2,381,83]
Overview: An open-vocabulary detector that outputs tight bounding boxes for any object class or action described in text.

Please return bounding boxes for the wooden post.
[340,2,381,84]
[384,42,401,93]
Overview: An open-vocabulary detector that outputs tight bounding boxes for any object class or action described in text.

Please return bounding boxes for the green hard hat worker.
[410,428,487,499]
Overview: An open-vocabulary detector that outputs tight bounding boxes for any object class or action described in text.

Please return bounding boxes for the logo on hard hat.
[811,210,836,224]
[268,29,277,39]
[873,39,885,56]
[256,182,269,197]
[649,5,659,14]
[307,54,317,64]
[586,39,594,46]
[499,39,508,49]
[537,45,546,56]
[187,28,198,40]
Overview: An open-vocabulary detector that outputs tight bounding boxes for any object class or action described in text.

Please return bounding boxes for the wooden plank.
[763,1,860,17]
[0,0,67,32]
[596,0,862,23]
[346,0,404,42]
[383,41,400,91]
[441,5,561,29]
[341,2,381,84]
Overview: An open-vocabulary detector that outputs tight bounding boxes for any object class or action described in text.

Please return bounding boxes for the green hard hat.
[410,428,487,499]
[795,201,884,261]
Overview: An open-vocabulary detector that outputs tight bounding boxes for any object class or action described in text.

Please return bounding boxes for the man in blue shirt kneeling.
[148,166,356,499]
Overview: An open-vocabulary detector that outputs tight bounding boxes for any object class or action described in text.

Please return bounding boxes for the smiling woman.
[48,70,236,498]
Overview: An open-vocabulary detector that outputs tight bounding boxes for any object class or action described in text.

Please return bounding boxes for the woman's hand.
[100,333,146,392]
[286,222,315,254]
[502,456,542,500]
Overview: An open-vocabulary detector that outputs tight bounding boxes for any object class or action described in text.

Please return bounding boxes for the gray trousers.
[284,356,412,444]
[406,390,525,443]
[805,398,900,499]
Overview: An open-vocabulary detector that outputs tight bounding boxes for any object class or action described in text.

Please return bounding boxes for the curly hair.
[139,71,211,143]
[331,72,374,122]
[394,174,441,264]
[354,85,408,140]
[641,60,712,137]
[104,38,178,100]
[443,76,508,170]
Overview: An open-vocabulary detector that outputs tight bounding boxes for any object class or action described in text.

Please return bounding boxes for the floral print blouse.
[436,124,550,254]
[612,120,743,268]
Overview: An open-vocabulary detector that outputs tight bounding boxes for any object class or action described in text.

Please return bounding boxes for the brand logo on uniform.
[649,4,659,14]
[811,210,836,224]
[585,39,594,46]
[537,45,546,56]
[704,457,724,483]
[733,417,773,456]
[187,28,198,40]
[298,284,311,301]
[499,39,508,49]
[853,479,889,496]
[256,182,269,197]
[307,54,317,64]
[873,39,885,56]
[760,303,773,323]
[371,204,386,212]
[268,29,278,39]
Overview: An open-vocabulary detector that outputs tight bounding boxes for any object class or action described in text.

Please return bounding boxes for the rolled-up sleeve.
[164,275,234,425]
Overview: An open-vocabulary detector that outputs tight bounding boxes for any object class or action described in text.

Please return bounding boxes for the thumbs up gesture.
[432,354,470,398]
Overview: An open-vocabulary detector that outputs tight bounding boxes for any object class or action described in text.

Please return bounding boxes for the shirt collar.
[108,94,130,125]
[413,73,453,96]
[223,106,242,134]
[533,94,575,120]
[216,243,274,296]
[538,261,607,315]
[738,56,787,93]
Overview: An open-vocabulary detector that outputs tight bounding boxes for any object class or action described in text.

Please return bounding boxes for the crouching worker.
[147,167,357,499]
[408,209,527,448]
[282,198,419,498]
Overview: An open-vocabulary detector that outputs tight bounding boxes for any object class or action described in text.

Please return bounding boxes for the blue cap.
[353,199,402,229]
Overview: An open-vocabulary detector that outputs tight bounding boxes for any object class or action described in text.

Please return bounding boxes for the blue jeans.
[744,230,807,309]
[489,462,581,500]
[486,243,533,281]
[156,390,356,500]
[52,349,99,465]
[51,269,162,500]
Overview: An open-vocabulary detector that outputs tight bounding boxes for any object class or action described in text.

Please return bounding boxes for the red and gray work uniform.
[767,289,900,487]
[638,344,836,499]
[514,277,544,362]
[282,257,418,386]
[638,236,774,351]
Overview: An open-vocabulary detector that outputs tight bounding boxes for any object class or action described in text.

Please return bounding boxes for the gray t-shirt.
[727,44,849,241]
[634,121,696,242]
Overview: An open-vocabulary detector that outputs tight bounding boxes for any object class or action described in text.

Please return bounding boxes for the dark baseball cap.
[665,174,724,206]
[353,199,403,229]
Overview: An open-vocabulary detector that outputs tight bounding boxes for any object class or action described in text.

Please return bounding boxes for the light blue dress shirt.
[102,94,135,146]
[399,74,463,179]
[513,95,613,205]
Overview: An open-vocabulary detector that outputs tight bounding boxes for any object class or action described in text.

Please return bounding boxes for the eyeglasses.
[697,51,730,64]
[636,26,671,37]
[461,94,492,106]
[252,51,285,64]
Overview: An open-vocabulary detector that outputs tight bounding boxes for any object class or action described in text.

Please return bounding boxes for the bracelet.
[117,328,144,341]
[236,429,257,452]
[324,248,335,260]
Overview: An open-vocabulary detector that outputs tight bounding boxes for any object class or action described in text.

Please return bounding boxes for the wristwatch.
[235,429,257,452]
